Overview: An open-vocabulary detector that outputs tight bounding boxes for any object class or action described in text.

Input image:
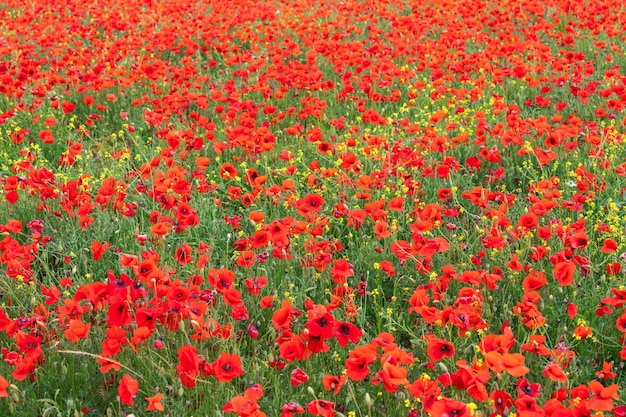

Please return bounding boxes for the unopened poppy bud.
[307,386,315,396]
[365,393,373,407]
[438,362,449,374]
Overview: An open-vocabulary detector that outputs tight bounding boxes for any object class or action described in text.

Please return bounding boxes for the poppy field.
[2,0,626,415]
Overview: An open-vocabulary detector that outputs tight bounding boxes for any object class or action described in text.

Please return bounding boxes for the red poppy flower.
[408,287,430,315]
[236,250,256,268]
[1,219,22,233]
[306,312,335,339]
[97,356,121,374]
[521,335,550,356]
[373,360,409,392]
[514,395,543,417]
[118,374,139,406]
[149,221,169,236]
[307,400,336,417]
[490,390,513,414]
[567,302,578,319]
[177,345,200,388]
[500,353,529,377]
[569,385,591,405]
[373,220,391,239]
[569,232,589,249]
[107,300,132,327]
[391,240,414,261]
[0,375,9,398]
[297,193,325,214]
[223,385,263,416]
[601,238,618,253]
[333,321,362,347]
[63,320,91,343]
[272,300,296,330]
[345,345,377,381]
[250,230,269,249]
[322,375,347,394]
[517,213,539,230]
[553,261,576,286]
[614,405,626,417]
[211,353,245,383]
[40,284,61,305]
[407,376,440,410]
[145,393,165,412]
[485,351,529,377]
[379,260,395,277]
[219,163,239,179]
[208,268,235,292]
[290,368,309,386]
[281,402,305,417]
[260,296,274,309]
[91,240,111,261]
[449,360,490,401]
[223,396,259,416]
[606,262,621,276]
[587,380,620,411]
[387,196,404,212]
[595,361,617,380]
[517,378,541,397]
[305,333,330,354]
[425,335,455,362]
[533,146,557,166]
[437,188,453,202]
[243,193,260,209]
[430,399,469,417]
[279,337,309,362]
[101,327,128,357]
[329,258,354,284]
[245,276,267,296]
[523,270,547,291]
[175,242,193,264]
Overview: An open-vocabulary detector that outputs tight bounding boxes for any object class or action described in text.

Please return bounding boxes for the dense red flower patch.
[1,0,626,415]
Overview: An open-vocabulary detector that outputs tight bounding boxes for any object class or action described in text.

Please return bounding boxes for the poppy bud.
[438,362,449,374]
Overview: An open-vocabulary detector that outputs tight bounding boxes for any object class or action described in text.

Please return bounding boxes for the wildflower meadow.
[1,0,626,416]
